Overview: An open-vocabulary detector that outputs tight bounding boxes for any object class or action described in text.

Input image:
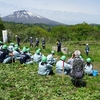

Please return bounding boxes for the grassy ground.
[0,43,100,100]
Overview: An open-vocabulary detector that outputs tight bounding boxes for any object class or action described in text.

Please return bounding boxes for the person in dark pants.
[35,38,39,47]
[56,40,61,52]
[0,45,13,64]
[42,38,45,49]
[19,48,33,64]
[15,35,20,46]
[29,37,33,47]
[85,44,89,56]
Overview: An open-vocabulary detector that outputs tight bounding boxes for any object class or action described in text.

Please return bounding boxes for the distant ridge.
[2,10,63,25]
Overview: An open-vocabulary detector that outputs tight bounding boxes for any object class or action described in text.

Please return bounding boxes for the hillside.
[0,43,100,99]
[2,10,63,25]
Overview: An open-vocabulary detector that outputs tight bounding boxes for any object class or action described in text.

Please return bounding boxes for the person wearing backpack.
[69,50,84,86]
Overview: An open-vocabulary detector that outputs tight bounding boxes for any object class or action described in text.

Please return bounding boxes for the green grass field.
[0,43,100,100]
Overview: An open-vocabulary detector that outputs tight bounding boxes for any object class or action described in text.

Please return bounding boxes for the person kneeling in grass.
[32,49,42,63]
[13,46,21,60]
[47,50,57,65]
[56,55,72,75]
[84,58,93,76]
[19,48,34,64]
[0,45,14,64]
[38,56,54,75]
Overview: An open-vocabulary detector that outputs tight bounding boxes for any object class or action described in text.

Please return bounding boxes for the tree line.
[0,20,100,43]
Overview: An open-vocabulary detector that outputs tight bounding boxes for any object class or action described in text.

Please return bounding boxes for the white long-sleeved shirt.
[84,63,93,75]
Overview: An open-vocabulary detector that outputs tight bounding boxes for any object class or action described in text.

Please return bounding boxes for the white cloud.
[0,0,100,24]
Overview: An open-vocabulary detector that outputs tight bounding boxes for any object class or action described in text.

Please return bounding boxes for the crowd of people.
[29,37,46,49]
[0,38,95,86]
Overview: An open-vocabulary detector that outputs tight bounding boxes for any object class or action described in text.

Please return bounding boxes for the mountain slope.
[2,10,62,25]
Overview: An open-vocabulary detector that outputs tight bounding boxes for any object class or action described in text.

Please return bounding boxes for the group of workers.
[16,35,61,52]
[0,40,93,77]
[29,37,46,49]
[15,35,46,49]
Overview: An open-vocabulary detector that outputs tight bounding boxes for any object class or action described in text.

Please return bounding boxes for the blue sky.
[0,0,100,25]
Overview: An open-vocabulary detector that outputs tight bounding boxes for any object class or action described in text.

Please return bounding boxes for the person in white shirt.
[33,50,42,63]
[56,55,72,75]
[38,56,54,75]
[47,50,57,65]
[84,58,93,75]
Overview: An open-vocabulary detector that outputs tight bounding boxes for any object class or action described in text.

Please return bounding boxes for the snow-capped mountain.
[2,10,62,25]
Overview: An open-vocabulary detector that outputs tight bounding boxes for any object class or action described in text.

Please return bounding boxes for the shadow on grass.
[72,80,87,88]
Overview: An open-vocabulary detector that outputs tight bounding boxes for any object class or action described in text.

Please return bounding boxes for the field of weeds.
[0,43,100,100]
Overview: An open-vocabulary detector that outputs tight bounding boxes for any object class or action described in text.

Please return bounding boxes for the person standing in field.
[35,38,39,47]
[85,44,89,56]
[56,40,61,52]
[42,38,45,49]
[15,35,20,46]
[29,37,33,47]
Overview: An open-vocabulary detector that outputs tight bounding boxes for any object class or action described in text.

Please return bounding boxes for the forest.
[0,17,100,44]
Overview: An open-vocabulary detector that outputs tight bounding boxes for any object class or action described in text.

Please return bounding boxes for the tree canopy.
[2,22,100,43]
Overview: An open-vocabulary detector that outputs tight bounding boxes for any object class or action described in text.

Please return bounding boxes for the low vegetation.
[0,43,100,100]
[0,18,100,99]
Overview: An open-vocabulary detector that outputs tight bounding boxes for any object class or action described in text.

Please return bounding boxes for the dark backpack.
[71,57,84,79]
